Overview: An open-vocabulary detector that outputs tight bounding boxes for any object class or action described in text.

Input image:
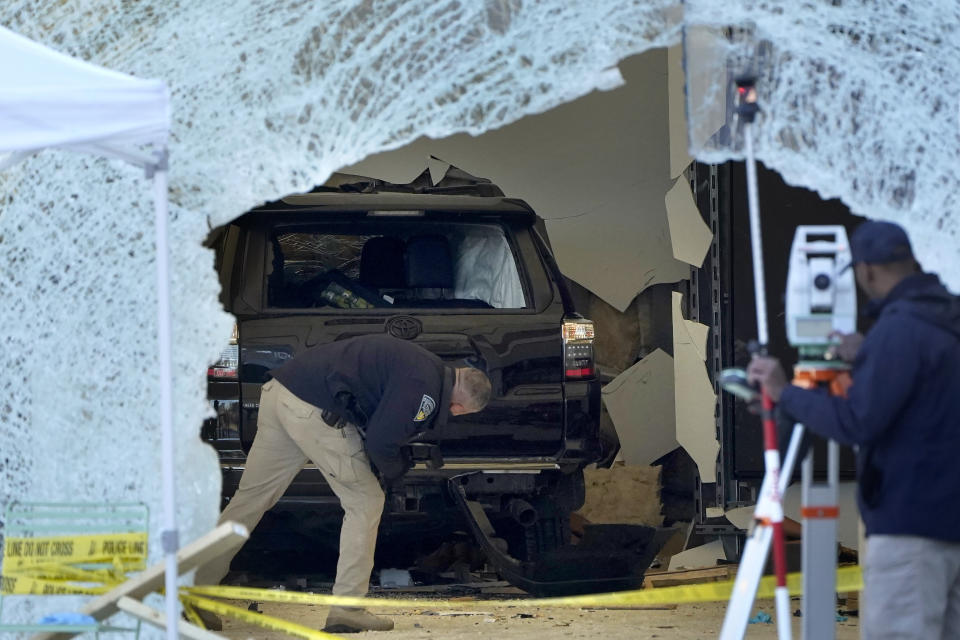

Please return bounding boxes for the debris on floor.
[379,568,413,588]
[748,611,773,624]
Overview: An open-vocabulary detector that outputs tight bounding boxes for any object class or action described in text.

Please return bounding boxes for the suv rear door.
[226,196,568,463]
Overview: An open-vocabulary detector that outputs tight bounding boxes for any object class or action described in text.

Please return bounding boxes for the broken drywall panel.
[578,466,663,527]
[724,505,755,532]
[668,539,725,571]
[547,203,693,311]
[343,50,692,313]
[427,156,450,186]
[602,349,679,466]
[672,291,719,481]
[667,44,692,179]
[665,176,713,267]
[685,316,710,362]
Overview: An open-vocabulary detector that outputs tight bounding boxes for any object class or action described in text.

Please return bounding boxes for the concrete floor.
[213,597,860,639]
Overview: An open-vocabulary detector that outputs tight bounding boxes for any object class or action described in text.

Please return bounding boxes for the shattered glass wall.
[685,2,960,289]
[0,0,679,628]
[4,0,957,624]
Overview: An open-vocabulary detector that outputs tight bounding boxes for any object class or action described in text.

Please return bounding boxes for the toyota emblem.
[386,315,422,340]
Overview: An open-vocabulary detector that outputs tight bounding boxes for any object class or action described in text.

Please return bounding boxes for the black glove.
[425,446,444,470]
[376,448,413,492]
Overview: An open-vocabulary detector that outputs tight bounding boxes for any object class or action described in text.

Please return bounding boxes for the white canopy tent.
[0,25,180,639]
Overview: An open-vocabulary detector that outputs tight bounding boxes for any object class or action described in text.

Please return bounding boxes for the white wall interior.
[343,49,697,313]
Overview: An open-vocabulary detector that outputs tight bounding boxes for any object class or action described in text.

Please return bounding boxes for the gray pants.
[195,379,385,596]
[864,535,960,640]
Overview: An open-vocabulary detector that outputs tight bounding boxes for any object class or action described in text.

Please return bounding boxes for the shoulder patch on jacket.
[414,394,437,422]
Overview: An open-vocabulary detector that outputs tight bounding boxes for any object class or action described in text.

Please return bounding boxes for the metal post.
[802,440,840,639]
[739,78,791,639]
[150,148,180,640]
[743,114,768,349]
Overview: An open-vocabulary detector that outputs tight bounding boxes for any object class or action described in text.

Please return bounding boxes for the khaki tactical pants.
[195,379,385,596]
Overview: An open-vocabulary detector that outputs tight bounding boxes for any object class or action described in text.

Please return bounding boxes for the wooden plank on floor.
[643,565,736,588]
[117,597,226,640]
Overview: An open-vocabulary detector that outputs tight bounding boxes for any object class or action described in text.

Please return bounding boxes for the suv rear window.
[266,222,528,310]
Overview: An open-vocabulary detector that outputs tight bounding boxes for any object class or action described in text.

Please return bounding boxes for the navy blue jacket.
[270,335,454,480]
[779,273,960,541]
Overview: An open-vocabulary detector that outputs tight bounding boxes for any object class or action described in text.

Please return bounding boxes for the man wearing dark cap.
[748,220,960,638]
[195,334,492,633]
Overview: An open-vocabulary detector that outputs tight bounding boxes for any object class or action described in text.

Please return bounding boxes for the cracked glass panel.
[0,1,679,629]
[684,2,960,288]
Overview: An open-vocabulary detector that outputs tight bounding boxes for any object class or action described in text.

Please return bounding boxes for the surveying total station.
[720,226,857,640]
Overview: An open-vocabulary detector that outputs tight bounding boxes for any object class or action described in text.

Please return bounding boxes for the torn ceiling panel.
[602,349,679,467]
[672,291,719,481]
[343,49,693,312]
[685,3,960,291]
[665,176,713,267]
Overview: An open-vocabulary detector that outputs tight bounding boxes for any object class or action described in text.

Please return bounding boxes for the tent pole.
[150,148,180,640]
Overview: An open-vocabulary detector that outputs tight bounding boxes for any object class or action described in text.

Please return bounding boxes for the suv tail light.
[563,318,595,379]
[208,323,239,380]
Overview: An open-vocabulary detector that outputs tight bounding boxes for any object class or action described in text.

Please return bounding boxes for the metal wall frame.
[686,162,735,517]
[685,162,743,560]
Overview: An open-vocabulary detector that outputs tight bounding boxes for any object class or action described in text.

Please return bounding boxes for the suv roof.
[247,166,538,222]
[270,192,536,218]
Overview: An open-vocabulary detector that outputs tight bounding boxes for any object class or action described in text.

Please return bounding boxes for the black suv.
[202,169,662,594]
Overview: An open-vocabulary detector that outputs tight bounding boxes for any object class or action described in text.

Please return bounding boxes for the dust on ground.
[216,598,860,639]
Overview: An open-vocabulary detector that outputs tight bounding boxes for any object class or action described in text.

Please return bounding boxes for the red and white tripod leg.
[720,423,803,640]
[761,392,792,640]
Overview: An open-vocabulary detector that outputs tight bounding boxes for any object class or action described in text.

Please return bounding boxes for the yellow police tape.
[10,559,140,582]
[180,599,207,628]
[0,574,113,596]
[1,532,148,595]
[2,533,147,570]
[182,565,863,610]
[180,593,342,640]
